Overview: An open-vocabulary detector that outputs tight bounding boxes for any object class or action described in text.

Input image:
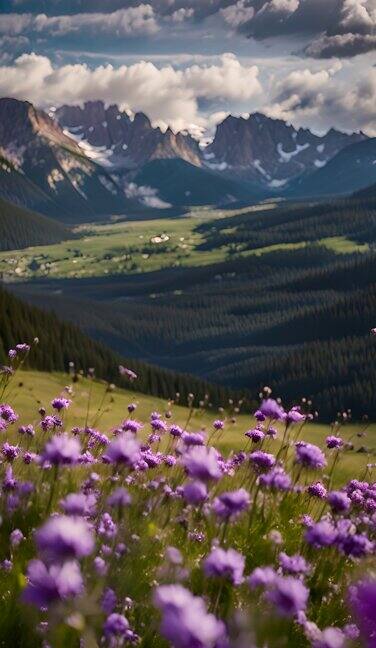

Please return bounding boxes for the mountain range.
[1,96,376,220]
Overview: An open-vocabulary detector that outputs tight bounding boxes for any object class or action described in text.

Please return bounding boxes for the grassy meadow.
[0,204,369,281]
[10,369,375,486]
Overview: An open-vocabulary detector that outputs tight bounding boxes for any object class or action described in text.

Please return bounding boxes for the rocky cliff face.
[205,113,366,188]
[55,101,201,168]
[0,98,136,221]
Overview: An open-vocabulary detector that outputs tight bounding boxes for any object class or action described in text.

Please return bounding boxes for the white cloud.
[169,8,195,23]
[0,52,261,133]
[220,1,255,28]
[0,6,160,38]
[338,0,376,34]
[267,63,376,135]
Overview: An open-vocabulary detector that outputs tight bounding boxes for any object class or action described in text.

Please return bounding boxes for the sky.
[0,0,375,138]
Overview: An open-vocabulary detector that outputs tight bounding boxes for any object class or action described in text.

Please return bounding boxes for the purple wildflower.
[249,451,276,472]
[102,588,117,614]
[153,584,226,648]
[267,576,309,617]
[248,566,277,588]
[23,559,83,608]
[181,431,205,447]
[312,627,346,648]
[305,521,337,548]
[182,446,222,481]
[326,436,344,450]
[204,547,245,585]
[60,492,96,517]
[245,428,265,443]
[41,434,81,466]
[104,433,141,467]
[107,487,132,508]
[307,482,327,499]
[0,404,18,424]
[278,552,311,575]
[295,442,327,469]
[183,480,208,505]
[169,424,183,438]
[51,397,71,411]
[212,489,250,519]
[327,491,351,513]
[104,613,129,637]
[349,577,376,647]
[36,515,94,563]
[2,443,19,463]
[98,513,117,539]
[259,467,292,491]
[259,398,285,421]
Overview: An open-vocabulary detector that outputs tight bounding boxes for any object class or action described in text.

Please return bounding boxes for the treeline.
[12,246,376,419]
[0,197,69,251]
[0,285,242,408]
[197,196,376,252]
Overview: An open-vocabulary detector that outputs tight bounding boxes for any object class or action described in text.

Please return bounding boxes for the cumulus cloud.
[0,52,261,132]
[168,8,195,23]
[304,0,376,57]
[267,63,376,135]
[220,1,255,28]
[305,32,376,57]
[0,6,160,38]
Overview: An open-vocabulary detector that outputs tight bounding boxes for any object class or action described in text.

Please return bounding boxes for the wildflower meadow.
[0,341,375,648]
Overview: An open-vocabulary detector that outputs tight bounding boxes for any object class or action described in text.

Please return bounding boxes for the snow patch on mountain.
[277,142,310,163]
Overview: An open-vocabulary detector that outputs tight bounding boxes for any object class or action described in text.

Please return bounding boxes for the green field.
[0,204,369,281]
[9,369,375,485]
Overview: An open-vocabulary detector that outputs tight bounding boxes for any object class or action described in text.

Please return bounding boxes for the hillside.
[288,138,376,198]
[0,196,69,251]
[0,98,141,221]
[0,284,239,407]
[9,194,376,419]
[133,158,261,206]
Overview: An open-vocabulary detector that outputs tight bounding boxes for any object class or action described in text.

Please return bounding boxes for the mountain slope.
[287,138,376,198]
[55,101,201,169]
[133,158,261,206]
[0,284,236,406]
[0,196,69,251]
[205,113,366,190]
[0,98,140,222]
